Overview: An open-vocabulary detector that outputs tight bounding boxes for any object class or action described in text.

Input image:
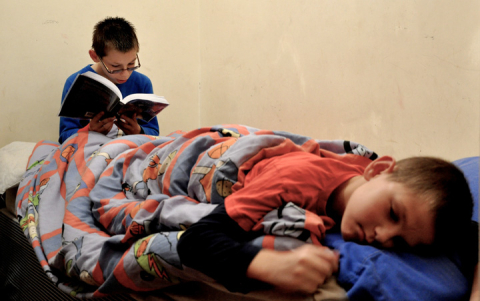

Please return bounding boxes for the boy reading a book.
[59,17,159,144]
[177,153,478,295]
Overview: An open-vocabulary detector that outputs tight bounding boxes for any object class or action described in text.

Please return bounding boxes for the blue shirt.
[59,65,160,143]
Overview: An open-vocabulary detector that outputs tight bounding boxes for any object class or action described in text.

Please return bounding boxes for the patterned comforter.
[15,124,376,298]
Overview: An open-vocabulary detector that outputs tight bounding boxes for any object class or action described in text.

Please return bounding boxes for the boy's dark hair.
[92,17,139,58]
[388,156,473,248]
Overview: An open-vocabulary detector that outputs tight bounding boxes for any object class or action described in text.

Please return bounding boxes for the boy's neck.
[328,175,366,219]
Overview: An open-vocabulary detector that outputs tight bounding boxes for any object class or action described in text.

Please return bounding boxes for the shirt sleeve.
[59,117,88,143]
[226,153,343,233]
[138,117,159,136]
[177,203,264,293]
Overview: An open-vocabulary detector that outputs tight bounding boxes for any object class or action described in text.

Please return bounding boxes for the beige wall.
[1,0,479,161]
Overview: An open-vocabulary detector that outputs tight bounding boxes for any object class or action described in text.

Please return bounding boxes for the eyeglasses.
[99,54,141,74]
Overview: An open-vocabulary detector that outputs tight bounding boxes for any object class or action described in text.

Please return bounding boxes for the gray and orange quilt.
[15,124,377,298]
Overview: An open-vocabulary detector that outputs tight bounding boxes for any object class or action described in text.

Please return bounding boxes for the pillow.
[323,156,479,301]
[0,141,36,194]
[454,156,479,222]
[325,233,470,301]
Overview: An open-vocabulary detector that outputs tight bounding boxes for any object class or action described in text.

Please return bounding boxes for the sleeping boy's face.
[340,174,436,249]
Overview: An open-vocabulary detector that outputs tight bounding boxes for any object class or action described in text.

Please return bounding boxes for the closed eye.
[390,205,399,222]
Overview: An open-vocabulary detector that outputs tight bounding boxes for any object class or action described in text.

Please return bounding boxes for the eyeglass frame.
[99,54,141,74]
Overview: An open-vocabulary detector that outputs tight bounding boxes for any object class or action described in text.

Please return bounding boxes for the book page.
[117,94,169,122]
[82,71,122,100]
[122,93,169,105]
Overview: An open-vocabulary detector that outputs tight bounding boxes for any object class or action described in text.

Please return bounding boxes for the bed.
[0,125,477,301]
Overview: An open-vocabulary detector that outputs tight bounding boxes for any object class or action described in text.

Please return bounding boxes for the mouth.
[117,79,127,84]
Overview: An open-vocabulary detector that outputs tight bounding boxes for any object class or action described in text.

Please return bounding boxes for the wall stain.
[43,20,58,25]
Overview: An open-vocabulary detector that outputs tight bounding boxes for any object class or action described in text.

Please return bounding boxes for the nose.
[374,225,400,248]
[118,69,131,76]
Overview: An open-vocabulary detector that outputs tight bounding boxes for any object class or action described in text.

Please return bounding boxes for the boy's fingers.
[89,111,115,134]
[120,114,138,124]
[91,111,105,123]
[293,245,339,279]
[315,247,339,264]
[95,118,114,128]
[306,248,339,284]
[316,248,339,274]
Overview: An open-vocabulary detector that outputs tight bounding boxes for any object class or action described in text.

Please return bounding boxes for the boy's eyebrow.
[108,56,137,65]
[111,59,136,65]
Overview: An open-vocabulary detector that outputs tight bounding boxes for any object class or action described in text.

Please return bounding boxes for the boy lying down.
[177,151,477,295]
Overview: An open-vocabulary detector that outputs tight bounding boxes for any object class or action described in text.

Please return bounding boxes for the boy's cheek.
[340,219,365,243]
[339,224,353,241]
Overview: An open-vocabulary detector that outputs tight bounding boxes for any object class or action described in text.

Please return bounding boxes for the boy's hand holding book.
[89,111,116,135]
[115,113,142,135]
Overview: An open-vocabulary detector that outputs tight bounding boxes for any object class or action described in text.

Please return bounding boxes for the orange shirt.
[226,150,371,242]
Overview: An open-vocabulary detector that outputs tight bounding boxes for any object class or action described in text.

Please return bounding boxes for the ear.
[363,156,396,181]
[89,49,100,62]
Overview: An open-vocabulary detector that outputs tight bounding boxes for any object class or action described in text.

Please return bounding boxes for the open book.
[59,71,169,122]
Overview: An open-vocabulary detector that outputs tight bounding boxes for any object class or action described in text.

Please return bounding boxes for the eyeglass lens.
[102,55,140,74]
